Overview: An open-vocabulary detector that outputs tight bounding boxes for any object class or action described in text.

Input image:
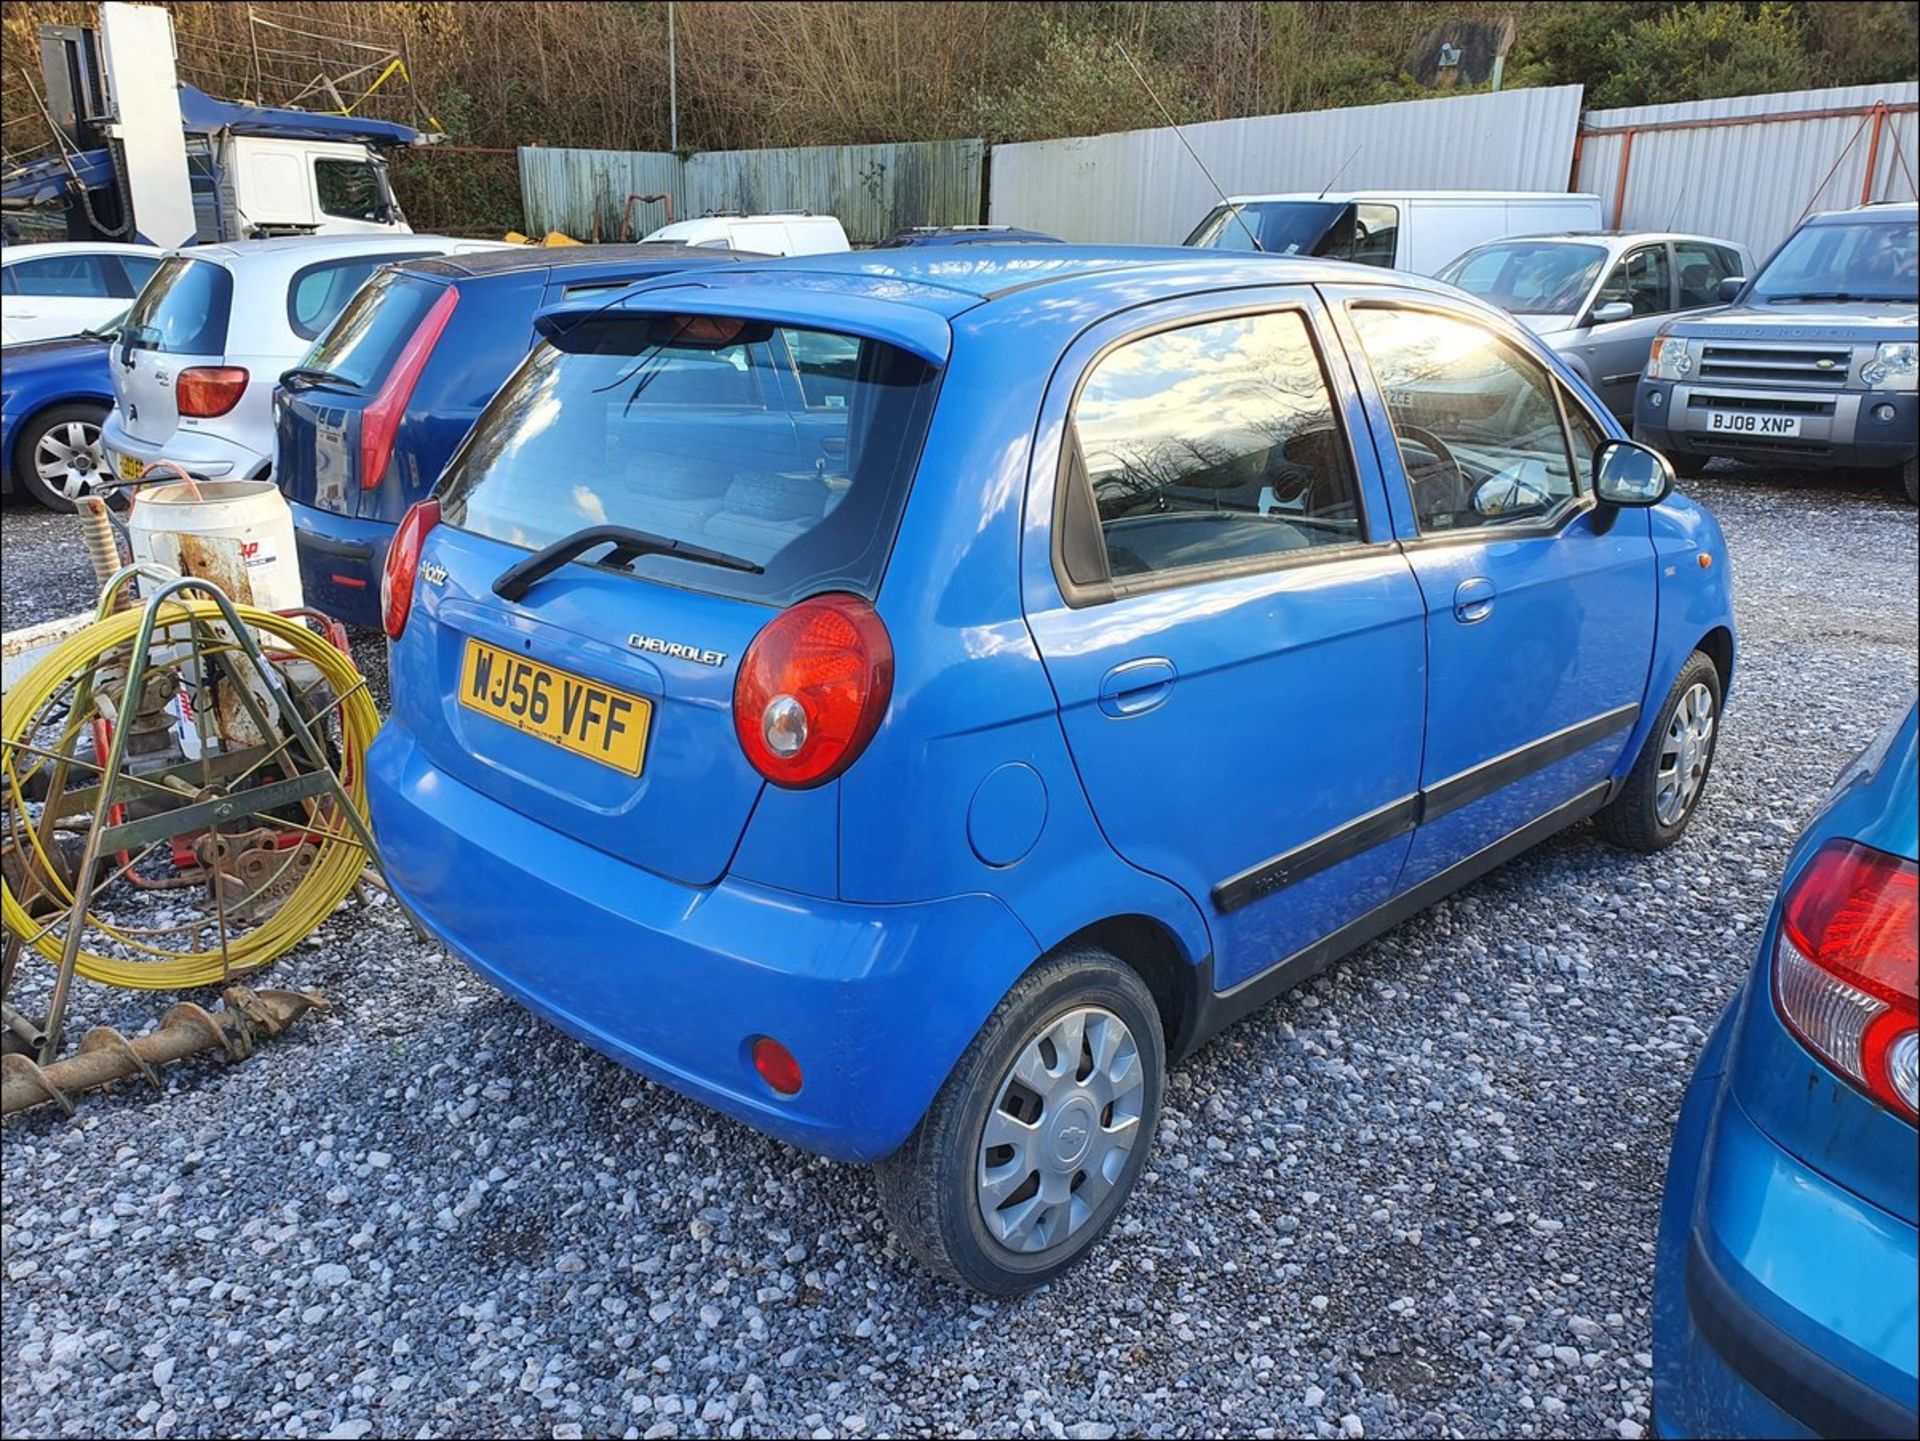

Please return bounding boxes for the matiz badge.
[421,562,449,586]
[628,634,727,667]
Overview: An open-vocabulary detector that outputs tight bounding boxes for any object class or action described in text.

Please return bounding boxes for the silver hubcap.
[976,1005,1144,1254]
[33,419,105,499]
[1656,681,1715,827]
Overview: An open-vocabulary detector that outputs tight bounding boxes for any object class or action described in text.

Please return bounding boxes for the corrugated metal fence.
[1577,83,1919,261]
[986,87,1586,246]
[519,139,985,244]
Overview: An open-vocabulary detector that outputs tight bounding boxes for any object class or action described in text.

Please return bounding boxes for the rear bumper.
[366,726,1041,1164]
[1635,382,1918,471]
[1653,1008,1920,1440]
[290,500,389,629]
[100,411,270,482]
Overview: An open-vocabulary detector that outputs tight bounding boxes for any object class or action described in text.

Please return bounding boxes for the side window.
[1673,241,1739,309]
[9,254,113,297]
[114,255,162,298]
[1067,309,1365,587]
[782,328,859,409]
[314,159,384,222]
[1349,305,1582,535]
[287,254,427,341]
[1597,246,1672,316]
[1351,203,1400,268]
[1559,383,1607,485]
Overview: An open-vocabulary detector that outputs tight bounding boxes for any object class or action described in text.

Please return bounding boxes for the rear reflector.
[751,1037,804,1097]
[1774,839,1919,1122]
[381,498,440,640]
[175,366,248,418]
[361,284,458,490]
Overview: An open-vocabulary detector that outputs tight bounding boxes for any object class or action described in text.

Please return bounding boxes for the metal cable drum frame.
[1,575,381,1000]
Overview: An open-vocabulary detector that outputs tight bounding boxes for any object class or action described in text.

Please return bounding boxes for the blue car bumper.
[1654,1005,1920,1440]
[366,726,1041,1164]
[290,500,392,630]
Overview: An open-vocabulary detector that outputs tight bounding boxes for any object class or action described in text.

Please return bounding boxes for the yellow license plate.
[458,639,652,775]
[117,451,145,481]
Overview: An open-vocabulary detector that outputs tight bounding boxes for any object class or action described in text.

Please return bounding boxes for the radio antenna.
[1318,144,1363,200]
[1115,43,1260,250]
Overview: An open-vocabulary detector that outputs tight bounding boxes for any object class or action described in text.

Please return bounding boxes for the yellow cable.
[1,601,380,990]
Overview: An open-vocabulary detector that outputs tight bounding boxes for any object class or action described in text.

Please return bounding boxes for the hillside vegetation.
[4,1,1914,232]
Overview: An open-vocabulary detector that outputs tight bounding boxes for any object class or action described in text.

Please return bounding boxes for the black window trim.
[1344,296,1601,552]
[1050,297,1390,610]
[285,250,437,342]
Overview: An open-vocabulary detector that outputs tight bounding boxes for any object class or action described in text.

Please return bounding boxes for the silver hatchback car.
[1437,231,1754,418]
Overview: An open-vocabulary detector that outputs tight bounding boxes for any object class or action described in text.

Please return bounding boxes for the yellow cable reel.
[1,599,380,990]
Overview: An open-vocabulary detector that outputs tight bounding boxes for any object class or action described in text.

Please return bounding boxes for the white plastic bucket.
[127,479,304,614]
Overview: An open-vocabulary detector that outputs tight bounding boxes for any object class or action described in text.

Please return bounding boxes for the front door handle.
[1098,657,1177,718]
[1453,576,1496,624]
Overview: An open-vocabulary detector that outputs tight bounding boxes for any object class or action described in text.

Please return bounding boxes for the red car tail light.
[175,366,249,418]
[1773,838,1919,1122]
[733,594,892,788]
[381,498,441,640]
[361,284,458,490]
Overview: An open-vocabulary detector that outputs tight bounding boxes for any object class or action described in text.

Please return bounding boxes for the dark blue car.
[275,244,755,626]
[368,247,1737,1292]
[1,328,116,510]
[1654,699,1917,1439]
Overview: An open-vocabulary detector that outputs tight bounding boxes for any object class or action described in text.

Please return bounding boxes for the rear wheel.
[875,947,1164,1293]
[12,402,109,512]
[1594,649,1722,853]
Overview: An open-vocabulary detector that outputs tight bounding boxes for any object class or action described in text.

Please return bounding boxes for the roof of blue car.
[399,242,760,281]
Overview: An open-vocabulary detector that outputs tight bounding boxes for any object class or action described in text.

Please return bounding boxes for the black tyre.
[1902,458,1917,506]
[875,947,1165,1293]
[1595,649,1723,853]
[10,402,110,512]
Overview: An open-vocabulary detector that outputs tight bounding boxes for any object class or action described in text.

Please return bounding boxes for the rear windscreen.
[122,255,232,355]
[438,316,940,605]
[299,271,446,389]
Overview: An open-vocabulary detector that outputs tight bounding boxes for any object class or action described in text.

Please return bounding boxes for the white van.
[641,214,851,257]
[1184,191,1605,274]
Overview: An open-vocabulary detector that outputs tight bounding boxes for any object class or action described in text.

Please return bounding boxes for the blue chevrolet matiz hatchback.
[1654,700,1916,1439]
[369,248,1737,1291]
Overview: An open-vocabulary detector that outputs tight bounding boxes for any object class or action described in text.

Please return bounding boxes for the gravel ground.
[2,469,1915,1441]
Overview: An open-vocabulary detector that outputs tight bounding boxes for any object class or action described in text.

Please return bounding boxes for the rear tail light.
[360,284,458,490]
[175,366,248,418]
[1773,839,1919,1122]
[381,498,440,640]
[733,594,892,788]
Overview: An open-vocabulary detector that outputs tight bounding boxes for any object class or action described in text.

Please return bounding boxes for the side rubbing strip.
[1210,703,1639,914]
[1420,703,1639,824]
[1213,794,1420,915]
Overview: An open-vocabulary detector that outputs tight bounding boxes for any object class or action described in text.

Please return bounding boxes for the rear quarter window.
[122,255,233,355]
[438,316,940,605]
[287,252,435,342]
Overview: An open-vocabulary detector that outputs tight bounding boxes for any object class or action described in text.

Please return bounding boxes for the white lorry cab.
[1184,191,1605,274]
[641,213,851,257]
[2,3,423,249]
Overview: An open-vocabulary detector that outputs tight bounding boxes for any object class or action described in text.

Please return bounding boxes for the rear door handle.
[1453,576,1496,624]
[1097,657,1177,717]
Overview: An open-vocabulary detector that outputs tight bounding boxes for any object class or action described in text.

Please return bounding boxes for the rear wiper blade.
[492,523,763,602]
[279,366,361,391]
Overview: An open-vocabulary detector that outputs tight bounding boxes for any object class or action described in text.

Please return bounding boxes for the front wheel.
[1595,650,1723,853]
[875,947,1165,1293]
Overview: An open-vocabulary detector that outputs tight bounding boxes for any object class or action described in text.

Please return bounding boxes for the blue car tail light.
[733,594,893,789]
[1774,838,1919,1122]
[381,497,440,640]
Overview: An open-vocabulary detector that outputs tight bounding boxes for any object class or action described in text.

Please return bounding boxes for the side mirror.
[1593,439,1674,507]
[1588,300,1634,326]
[1717,276,1746,303]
